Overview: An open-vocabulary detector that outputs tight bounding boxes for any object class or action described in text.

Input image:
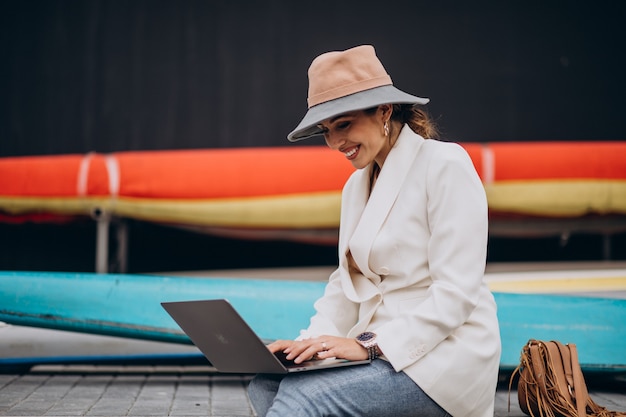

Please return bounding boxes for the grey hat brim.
[287,85,429,142]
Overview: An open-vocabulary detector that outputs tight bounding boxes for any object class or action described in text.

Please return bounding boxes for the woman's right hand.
[267,336,370,364]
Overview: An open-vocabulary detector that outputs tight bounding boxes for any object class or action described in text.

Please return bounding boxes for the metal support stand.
[116,220,128,273]
[93,207,128,274]
[94,208,110,274]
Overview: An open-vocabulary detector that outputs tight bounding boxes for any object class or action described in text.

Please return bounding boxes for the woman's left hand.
[267,336,369,364]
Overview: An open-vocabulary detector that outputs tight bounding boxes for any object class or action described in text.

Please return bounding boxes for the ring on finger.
[321,342,327,350]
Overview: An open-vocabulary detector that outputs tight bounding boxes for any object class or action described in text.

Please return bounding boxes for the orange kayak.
[1,143,625,242]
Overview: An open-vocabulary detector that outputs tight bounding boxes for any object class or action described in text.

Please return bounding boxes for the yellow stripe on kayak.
[0,196,110,216]
[485,180,626,216]
[487,274,626,293]
[0,193,342,227]
[112,192,342,228]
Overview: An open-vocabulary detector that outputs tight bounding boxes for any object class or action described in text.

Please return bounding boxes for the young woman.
[247,45,501,417]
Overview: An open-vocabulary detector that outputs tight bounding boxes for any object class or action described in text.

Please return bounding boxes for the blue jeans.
[247,359,451,417]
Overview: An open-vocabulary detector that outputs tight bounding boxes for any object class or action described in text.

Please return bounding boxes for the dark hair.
[391,104,439,139]
[364,104,439,139]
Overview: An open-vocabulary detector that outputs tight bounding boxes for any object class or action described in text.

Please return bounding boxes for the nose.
[324,133,344,150]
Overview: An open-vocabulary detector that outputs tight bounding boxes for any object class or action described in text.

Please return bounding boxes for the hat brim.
[287,85,429,142]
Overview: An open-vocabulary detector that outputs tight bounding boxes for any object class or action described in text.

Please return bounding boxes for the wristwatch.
[355,331,379,360]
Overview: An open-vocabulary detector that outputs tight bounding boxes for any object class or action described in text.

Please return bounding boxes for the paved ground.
[0,365,253,417]
[1,364,625,417]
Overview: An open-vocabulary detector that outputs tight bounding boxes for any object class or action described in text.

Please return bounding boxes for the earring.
[384,121,389,137]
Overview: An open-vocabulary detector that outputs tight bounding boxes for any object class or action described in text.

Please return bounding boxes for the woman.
[247,45,501,417]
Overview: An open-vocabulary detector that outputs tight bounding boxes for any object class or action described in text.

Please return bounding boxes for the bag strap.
[553,341,587,417]
[566,343,587,417]
[553,341,575,391]
[529,342,550,413]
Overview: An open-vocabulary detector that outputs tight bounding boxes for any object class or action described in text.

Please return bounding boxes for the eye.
[336,121,350,130]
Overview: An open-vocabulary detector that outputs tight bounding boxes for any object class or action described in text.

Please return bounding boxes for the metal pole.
[93,208,110,274]
[116,220,128,273]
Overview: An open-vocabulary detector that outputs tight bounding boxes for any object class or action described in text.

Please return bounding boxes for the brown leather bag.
[509,339,626,417]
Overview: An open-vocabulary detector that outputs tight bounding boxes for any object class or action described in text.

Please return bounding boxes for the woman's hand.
[267,336,370,364]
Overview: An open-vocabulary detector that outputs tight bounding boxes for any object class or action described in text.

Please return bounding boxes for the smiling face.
[318,104,394,170]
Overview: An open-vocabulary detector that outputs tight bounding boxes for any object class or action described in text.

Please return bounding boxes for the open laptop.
[161,299,371,374]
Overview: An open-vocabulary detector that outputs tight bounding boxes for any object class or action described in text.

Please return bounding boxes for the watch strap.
[366,345,379,361]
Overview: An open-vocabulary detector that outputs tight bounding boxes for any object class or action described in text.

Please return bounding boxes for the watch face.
[357,331,376,342]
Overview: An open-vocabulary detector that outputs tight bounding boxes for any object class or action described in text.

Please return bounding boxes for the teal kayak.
[1,271,624,371]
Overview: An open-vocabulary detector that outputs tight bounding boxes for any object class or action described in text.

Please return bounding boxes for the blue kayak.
[1,271,624,371]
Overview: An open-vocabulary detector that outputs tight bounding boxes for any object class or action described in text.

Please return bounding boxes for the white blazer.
[299,125,501,417]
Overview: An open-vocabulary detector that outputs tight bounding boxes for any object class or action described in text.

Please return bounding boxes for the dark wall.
[2,1,625,157]
[0,220,623,273]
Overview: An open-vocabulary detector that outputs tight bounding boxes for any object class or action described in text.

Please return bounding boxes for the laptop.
[161,299,371,374]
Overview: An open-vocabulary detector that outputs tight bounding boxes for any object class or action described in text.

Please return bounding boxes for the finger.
[299,340,331,362]
[316,343,334,359]
[267,340,292,353]
[294,345,323,364]
[285,340,321,362]
[285,341,314,360]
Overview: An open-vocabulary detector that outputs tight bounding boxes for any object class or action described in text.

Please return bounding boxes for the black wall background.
[1,1,625,272]
[2,0,625,157]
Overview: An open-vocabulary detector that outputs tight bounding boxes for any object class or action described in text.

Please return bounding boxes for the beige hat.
[288,45,429,142]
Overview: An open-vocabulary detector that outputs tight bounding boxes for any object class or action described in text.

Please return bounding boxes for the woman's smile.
[343,145,360,160]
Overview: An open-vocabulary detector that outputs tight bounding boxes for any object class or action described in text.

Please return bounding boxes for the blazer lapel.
[349,126,425,279]
[337,169,369,253]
